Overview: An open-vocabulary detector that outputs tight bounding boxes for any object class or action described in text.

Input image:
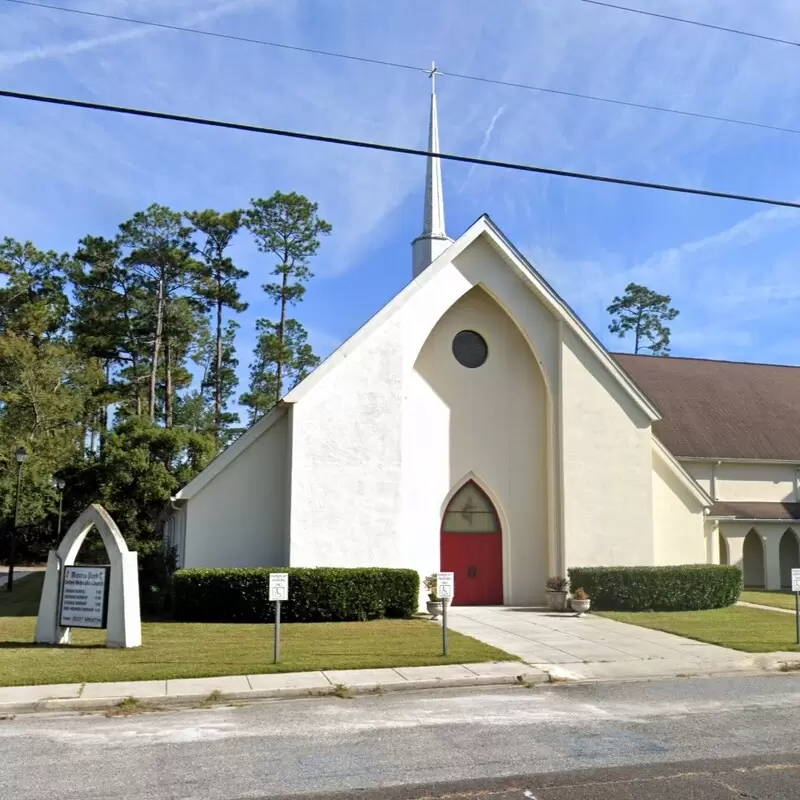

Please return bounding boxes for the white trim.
[710,517,800,524]
[173,405,288,500]
[653,436,712,507]
[680,456,800,466]
[285,215,660,420]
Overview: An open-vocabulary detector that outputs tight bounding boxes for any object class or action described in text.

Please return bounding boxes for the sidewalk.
[0,660,547,714]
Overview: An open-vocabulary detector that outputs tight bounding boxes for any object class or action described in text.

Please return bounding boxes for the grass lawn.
[741,590,798,612]
[0,574,515,687]
[599,606,800,653]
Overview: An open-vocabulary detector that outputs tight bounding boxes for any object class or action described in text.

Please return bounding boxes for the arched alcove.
[408,285,551,605]
[742,529,766,588]
[779,529,800,589]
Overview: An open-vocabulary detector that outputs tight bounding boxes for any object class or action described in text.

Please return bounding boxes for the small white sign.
[269,572,289,602]
[59,566,109,629]
[437,572,455,599]
[792,568,800,593]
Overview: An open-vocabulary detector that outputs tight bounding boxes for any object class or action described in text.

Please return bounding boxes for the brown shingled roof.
[613,353,800,461]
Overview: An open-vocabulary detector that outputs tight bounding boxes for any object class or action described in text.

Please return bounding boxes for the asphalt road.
[2,675,800,799]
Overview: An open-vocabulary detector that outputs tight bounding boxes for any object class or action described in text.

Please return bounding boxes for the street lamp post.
[55,478,66,539]
[7,446,28,593]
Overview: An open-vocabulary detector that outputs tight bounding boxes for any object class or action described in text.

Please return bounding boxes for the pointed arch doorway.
[440,481,503,605]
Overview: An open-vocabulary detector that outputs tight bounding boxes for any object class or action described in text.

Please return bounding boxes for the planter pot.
[426,600,443,620]
[571,598,591,616]
[546,590,569,612]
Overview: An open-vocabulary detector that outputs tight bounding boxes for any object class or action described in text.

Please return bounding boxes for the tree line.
[0,191,330,552]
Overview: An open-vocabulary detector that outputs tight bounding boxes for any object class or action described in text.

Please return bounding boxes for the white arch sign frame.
[35,504,141,648]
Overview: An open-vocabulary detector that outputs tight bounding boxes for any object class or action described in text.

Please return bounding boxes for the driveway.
[0,567,43,588]
[447,606,751,680]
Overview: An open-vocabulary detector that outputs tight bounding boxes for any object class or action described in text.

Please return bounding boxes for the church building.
[160,79,800,605]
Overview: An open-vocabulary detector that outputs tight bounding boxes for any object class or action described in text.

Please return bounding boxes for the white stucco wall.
[560,327,655,568]
[651,447,706,565]
[404,283,552,606]
[288,316,405,567]
[681,461,798,502]
[183,411,289,568]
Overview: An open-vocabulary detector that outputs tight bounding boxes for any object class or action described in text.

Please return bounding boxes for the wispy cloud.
[460,104,506,190]
[0,0,258,70]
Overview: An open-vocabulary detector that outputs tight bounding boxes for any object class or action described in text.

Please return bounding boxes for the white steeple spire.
[412,62,453,278]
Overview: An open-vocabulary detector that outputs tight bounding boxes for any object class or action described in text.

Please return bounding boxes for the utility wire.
[577,0,800,49]
[2,87,800,211]
[5,0,800,139]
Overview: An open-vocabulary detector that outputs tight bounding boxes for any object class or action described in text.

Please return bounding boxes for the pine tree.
[118,205,201,425]
[241,192,330,422]
[185,209,247,443]
[607,283,679,356]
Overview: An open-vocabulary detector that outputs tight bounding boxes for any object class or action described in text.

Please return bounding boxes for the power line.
[577,0,800,49]
[1,0,427,74]
[2,87,800,211]
[5,0,800,140]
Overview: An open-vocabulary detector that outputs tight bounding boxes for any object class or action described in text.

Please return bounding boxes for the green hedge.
[173,567,420,623]
[566,565,742,611]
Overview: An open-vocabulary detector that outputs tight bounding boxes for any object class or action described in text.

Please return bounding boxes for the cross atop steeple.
[411,61,453,278]
[427,61,439,93]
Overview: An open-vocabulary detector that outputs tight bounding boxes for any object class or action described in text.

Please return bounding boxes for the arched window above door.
[442,481,500,534]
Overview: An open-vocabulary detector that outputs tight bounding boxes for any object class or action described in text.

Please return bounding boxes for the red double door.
[440,481,503,606]
[440,531,503,605]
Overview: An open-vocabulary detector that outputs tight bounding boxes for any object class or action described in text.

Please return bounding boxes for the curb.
[0,670,549,716]
[3,658,799,718]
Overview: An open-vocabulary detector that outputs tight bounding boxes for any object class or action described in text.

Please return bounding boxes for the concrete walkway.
[738,599,798,615]
[446,606,799,681]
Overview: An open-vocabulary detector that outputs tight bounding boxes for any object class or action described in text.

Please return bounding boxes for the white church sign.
[59,566,110,629]
[792,568,800,593]
[36,504,141,648]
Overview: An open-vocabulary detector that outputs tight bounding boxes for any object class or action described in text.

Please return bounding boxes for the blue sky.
[3,0,800,423]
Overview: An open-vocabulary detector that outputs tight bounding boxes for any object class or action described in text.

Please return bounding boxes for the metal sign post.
[791,569,800,646]
[437,572,454,657]
[269,573,289,664]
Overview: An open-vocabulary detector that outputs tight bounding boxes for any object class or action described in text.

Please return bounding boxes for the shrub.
[173,567,420,623]
[566,565,742,612]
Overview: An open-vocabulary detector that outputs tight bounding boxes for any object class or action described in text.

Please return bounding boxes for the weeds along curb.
[0,671,549,716]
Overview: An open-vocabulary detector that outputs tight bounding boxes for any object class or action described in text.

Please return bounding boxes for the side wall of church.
[560,327,656,568]
[183,411,289,568]
[651,446,707,564]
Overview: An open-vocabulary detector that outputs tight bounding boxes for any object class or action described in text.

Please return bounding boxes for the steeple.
[412,63,453,278]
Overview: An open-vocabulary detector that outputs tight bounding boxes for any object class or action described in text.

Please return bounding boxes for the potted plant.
[570,587,591,616]
[546,576,569,611]
[424,574,443,619]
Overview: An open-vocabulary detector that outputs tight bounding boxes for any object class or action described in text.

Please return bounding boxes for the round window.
[452,330,488,369]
